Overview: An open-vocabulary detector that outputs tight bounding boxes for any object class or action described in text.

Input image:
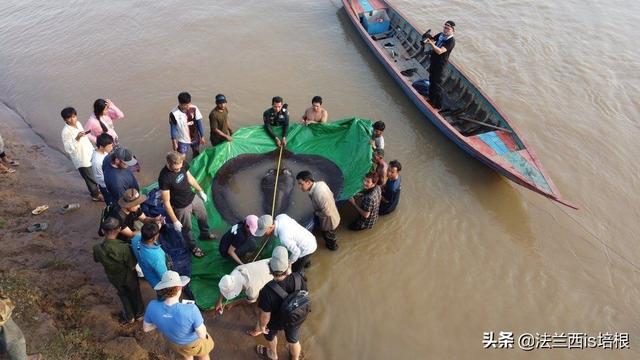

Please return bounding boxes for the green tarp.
[149,117,373,309]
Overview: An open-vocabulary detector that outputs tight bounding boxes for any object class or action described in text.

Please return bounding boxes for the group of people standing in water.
[57,92,402,360]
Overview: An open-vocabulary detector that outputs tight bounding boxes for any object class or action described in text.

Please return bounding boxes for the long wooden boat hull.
[342,0,576,209]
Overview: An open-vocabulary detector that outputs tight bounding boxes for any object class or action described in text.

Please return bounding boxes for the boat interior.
[355,6,524,147]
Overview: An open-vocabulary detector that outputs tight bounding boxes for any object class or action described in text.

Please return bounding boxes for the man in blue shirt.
[131,223,168,289]
[380,160,402,215]
[143,271,214,359]
[102,147,139,206]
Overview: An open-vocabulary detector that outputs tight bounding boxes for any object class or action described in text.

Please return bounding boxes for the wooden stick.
[455,115,513,133]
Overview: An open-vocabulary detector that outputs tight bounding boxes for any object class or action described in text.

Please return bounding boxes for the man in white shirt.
[91,133,114,205]
[254,214,317,273]
[60,107,102,201]
[169,92,205,158]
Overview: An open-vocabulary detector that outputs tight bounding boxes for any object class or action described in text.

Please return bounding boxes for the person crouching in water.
[295,170,340,250]
[348,171,382,231]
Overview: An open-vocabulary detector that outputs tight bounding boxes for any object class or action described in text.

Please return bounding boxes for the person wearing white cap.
[215,258,273,332]
[143,271,214,359]
[254,214,317,273]
[255,246,308,360]
[218,215,259,265]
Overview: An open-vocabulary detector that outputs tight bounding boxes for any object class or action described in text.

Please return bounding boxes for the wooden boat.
[343,0,577,209]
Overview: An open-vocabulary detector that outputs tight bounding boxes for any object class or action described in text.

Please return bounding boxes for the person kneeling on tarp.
[218,215,259,265]
[216,257,274,336]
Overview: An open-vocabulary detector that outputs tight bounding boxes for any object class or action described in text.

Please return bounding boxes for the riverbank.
[0,103,286,359]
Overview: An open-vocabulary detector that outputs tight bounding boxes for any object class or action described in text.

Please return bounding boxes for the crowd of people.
[55,92,404,359]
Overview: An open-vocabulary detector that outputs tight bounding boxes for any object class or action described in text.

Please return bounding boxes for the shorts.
[264,323,301,344]
[177,140,200,155]
[169,333,214,357]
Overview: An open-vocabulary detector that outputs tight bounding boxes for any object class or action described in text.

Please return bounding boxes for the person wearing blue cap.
[424,20,456,109]
[208,94,233,146]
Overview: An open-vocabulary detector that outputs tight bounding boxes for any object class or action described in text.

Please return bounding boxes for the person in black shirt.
[110,188,161,242]
[380,160,402,215]
[254,246,308,360]
[158,151,214,258]
[424,20,456,109]
[218,215,259,265]
[263,96,289,148]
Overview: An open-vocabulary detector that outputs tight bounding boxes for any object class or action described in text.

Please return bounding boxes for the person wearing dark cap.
[102,147,139,206]
[263,96,289,148]
[424,20,456,109]
[109,188,163,241]
[93,217,144,324]
[208,94,233,147]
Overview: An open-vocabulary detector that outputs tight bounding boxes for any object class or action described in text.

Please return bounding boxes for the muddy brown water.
[1,0,639,358]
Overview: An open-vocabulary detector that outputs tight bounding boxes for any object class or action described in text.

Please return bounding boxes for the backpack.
[268,273,311,328]
[97,203,114,236]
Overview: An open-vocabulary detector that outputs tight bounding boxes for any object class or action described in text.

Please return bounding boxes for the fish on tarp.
[261,168,294,216]
[211,150,344,226]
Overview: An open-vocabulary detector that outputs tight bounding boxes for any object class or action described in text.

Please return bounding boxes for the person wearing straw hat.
[143,271,214,359]
[109,188,162,241]
[215,258,273,332]
[93,217,145,324]
[255,246,308,360]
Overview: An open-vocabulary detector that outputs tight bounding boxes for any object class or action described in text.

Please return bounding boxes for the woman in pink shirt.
[85,98,125,144]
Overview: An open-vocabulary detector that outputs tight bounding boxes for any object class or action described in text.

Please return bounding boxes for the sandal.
[192,247,205,258]
[8,160,19,166]
[1,167,16,174]
[31,205,49,215]
[91,194,104,202]
[27,222,48,232]
[59,203,80,214]
[256,345,276,360]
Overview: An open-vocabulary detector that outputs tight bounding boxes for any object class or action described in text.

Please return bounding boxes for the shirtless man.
[301,96,328,125]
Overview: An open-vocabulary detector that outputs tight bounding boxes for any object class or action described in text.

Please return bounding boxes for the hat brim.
[123,158,138,167]
[254,227,268,237]
[118,193,147,208]
[219,273,243,300]
[153,275,190,290]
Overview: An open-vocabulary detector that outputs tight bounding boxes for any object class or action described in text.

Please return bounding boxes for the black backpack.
[268,273,311,328]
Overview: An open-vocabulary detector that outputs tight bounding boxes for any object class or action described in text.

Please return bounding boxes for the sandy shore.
[0,103,288,359]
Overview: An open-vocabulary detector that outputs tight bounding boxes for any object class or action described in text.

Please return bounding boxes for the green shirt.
[93,238,137,287]
[208,108,231,145]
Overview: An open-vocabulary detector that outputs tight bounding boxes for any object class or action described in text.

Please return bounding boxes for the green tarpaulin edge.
[144,117,373,309]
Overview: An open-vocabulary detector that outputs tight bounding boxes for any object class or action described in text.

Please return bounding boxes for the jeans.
[174,196,210,251]
[78,166,100,198]
[177,140,201,158]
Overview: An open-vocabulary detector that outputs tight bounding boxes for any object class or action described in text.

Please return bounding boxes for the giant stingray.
[211,150,344,226]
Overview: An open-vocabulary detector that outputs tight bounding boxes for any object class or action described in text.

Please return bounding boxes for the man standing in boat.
[424,20,456,110]
[263,96,289,148]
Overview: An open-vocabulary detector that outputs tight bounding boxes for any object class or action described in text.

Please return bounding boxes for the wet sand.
[0,102,293,359]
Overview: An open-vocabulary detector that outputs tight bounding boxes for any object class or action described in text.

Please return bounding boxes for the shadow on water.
[456,159,537,250]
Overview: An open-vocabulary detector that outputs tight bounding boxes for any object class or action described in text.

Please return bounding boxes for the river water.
[1,0,639,358]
